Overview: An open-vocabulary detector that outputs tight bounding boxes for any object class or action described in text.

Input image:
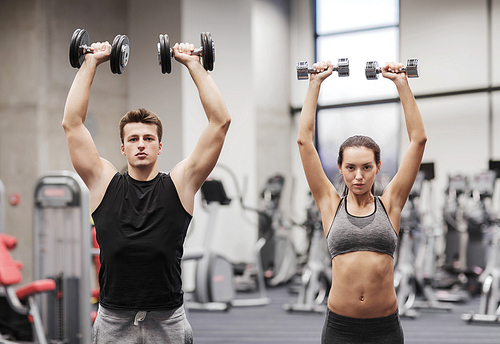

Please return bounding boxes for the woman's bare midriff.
[328,251,398,319]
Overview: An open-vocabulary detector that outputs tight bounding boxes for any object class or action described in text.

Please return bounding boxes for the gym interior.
[2,0,500,343]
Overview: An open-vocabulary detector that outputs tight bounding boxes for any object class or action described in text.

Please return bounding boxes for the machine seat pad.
[16,279,56,300]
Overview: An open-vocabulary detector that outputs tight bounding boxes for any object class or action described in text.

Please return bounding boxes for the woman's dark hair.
[337,135,381,197]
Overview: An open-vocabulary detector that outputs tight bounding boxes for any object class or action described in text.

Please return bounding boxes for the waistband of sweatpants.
[98,304,183,320]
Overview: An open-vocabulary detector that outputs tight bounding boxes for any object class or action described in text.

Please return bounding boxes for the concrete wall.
[0,0,128,281]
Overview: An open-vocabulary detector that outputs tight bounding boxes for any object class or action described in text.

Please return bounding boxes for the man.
[62,40,230,343]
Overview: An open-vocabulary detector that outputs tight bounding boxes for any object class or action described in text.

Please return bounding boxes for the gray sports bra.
[327,197,397,259]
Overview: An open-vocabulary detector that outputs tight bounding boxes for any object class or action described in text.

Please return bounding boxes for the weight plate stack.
[159,34,171,74]
[206,32,215,71]
[69,29,89,69]
[365,61,379,80]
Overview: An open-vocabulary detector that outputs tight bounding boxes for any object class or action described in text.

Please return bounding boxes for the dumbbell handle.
[373,66,408,74]
[306,65,343,74]
[167,46,204,57]
[79,45,94,54]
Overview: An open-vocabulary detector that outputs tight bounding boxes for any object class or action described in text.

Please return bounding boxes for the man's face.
[121,122,162,168]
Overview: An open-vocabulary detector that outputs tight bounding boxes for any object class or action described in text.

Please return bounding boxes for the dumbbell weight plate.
[207,32,215,71]
[114,35,129,74]
[405,58,419,78]
[201,32,209,71]
[365,61,379,80]
[158,34,172,74]
[69,29,81,68]
[200,32,215,72]
[109,35,120,74]
[69,29,90,69]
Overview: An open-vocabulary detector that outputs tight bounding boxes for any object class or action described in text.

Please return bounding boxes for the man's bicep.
[65,125,105,187]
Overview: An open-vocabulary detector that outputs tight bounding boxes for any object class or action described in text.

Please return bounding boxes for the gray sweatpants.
[92,305,193,344]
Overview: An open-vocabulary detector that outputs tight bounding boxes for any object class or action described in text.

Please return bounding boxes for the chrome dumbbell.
[365,59,419,80]
[296,58,349,80]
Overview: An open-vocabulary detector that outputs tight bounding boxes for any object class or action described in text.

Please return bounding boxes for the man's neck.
[128,165,159,181]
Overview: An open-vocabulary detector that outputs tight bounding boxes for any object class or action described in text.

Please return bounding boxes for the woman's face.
[339,146,381,195]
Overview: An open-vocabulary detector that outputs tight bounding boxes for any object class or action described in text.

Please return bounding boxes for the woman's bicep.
[382,140,425,211]
[298,142,339,214]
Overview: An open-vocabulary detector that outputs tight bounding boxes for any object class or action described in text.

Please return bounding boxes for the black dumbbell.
[296,58,349,80]
[69,29,129,74]
[157,32,215,74]
[365,59,419,80]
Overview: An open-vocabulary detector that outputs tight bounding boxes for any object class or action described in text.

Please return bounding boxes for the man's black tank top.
[92,172,192,311]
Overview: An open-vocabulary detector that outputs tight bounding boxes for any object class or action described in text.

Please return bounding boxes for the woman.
[297,61,426,343]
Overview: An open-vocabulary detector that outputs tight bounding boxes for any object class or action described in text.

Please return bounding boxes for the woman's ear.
[376,161,381,174]
[338,164,343,176]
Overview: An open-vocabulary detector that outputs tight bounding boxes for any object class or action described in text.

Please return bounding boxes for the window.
[315,0,401,185]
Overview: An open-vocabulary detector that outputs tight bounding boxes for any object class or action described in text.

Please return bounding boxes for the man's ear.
[121,144,125,156]
[158,142,162,155]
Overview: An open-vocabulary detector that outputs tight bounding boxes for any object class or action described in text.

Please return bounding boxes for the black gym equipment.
[365,58,419,80]
[69,29,129,74]
[283,196,331,313]
[157,32,215,74]
[296,58,349,80]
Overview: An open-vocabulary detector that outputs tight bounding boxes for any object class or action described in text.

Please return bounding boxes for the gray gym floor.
[188,286,500,344]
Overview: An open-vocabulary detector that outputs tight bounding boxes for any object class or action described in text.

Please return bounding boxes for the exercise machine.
[443,171,494,296]
[0,233,55,344]
[462,169,500,323]
[254,175,298,286]
[184,178,270,311]
[394,170,454,318]
[183,179,234,311]
[33,171,92,344]
[283,196,331,313]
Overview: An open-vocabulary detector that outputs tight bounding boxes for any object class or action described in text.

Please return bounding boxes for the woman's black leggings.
[321,309,404,344]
